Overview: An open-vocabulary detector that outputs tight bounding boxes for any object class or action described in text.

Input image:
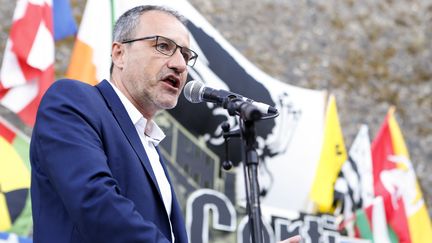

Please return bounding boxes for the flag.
[310,94,347,212]
[333,125,375,232]
[53,0,77,40]
[66,0,113,85]
[0,118,32,236]
[0,0,55,126]
[372,107,432,243]
[346,125,375,207]
[354,196,396,243]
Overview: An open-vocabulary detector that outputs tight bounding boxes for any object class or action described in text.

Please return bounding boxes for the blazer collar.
[107,81,166,146]
[95,80,163,198]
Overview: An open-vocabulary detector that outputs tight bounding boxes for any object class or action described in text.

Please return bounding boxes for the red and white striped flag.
[0,0,54,126]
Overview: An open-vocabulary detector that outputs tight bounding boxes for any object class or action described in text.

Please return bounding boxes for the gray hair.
[110,5,187,74]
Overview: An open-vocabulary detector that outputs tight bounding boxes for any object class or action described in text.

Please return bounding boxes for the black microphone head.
[183,80,204,103]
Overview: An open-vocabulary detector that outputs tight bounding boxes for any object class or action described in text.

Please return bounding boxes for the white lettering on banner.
[185,189,366,243]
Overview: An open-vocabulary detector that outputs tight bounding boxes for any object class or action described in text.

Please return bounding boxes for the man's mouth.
[161,75,180,89]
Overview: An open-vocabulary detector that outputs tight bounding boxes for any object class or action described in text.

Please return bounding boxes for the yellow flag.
[310,95,347,212]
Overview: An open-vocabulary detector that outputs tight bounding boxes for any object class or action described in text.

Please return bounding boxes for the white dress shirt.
[108,81,174,242]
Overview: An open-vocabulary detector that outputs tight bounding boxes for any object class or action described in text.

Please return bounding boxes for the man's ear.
[112,42,125,70]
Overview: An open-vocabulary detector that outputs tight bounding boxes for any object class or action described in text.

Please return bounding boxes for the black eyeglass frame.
[121,35,198,67]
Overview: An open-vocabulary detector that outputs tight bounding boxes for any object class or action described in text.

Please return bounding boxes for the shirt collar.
[108,81,165,146]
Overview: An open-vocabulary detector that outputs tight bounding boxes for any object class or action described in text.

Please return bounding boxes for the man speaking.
[30,5,194,242]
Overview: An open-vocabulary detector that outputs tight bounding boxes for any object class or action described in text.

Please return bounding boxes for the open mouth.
[162,75,180,89]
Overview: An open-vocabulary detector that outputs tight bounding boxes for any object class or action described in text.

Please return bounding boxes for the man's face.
[118,11,191,117]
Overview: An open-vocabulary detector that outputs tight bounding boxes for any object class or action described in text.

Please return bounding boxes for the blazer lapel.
[95,80,162,198]
[156,147,188,243]
[156,148,188,242]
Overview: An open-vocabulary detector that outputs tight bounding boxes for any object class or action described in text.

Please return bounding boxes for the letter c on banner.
[186,189,237,243]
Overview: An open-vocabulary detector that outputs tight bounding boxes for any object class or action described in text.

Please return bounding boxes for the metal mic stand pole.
[240,118,263,243]
[225,99,264,243]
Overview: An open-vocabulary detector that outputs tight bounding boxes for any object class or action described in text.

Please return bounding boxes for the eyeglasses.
[121,35,198,67]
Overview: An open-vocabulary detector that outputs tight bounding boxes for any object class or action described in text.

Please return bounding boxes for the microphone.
[183,80,278,115]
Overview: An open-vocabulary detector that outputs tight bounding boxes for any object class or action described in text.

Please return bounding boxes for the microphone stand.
[223,98,264,243]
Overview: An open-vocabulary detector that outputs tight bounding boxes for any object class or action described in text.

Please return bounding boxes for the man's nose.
[167,48,187,73]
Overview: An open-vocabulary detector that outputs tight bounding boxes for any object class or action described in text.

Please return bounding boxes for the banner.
[67,0,328,213]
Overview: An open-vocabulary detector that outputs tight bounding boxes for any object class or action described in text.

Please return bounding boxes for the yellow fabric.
[0,193,12,230]
[0,136,30,231]
[310,95,347,212]
[387,107,432,243]
[408,206,432,243]
[388,107,409,158]
[0,137,30,192]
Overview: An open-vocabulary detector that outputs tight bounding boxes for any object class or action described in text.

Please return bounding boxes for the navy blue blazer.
[30,79,187,243]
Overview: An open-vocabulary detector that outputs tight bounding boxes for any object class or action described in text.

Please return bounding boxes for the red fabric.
[364,203,374,229]
[17,64,54,125]
[9,3,53,61]
[10,4,42,65]
[0,82,8,99]
[1,1,54,126]
[371,113,411,243]
[0,121,16,143]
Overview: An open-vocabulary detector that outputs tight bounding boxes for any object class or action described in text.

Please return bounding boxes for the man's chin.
[157,100,178,110]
